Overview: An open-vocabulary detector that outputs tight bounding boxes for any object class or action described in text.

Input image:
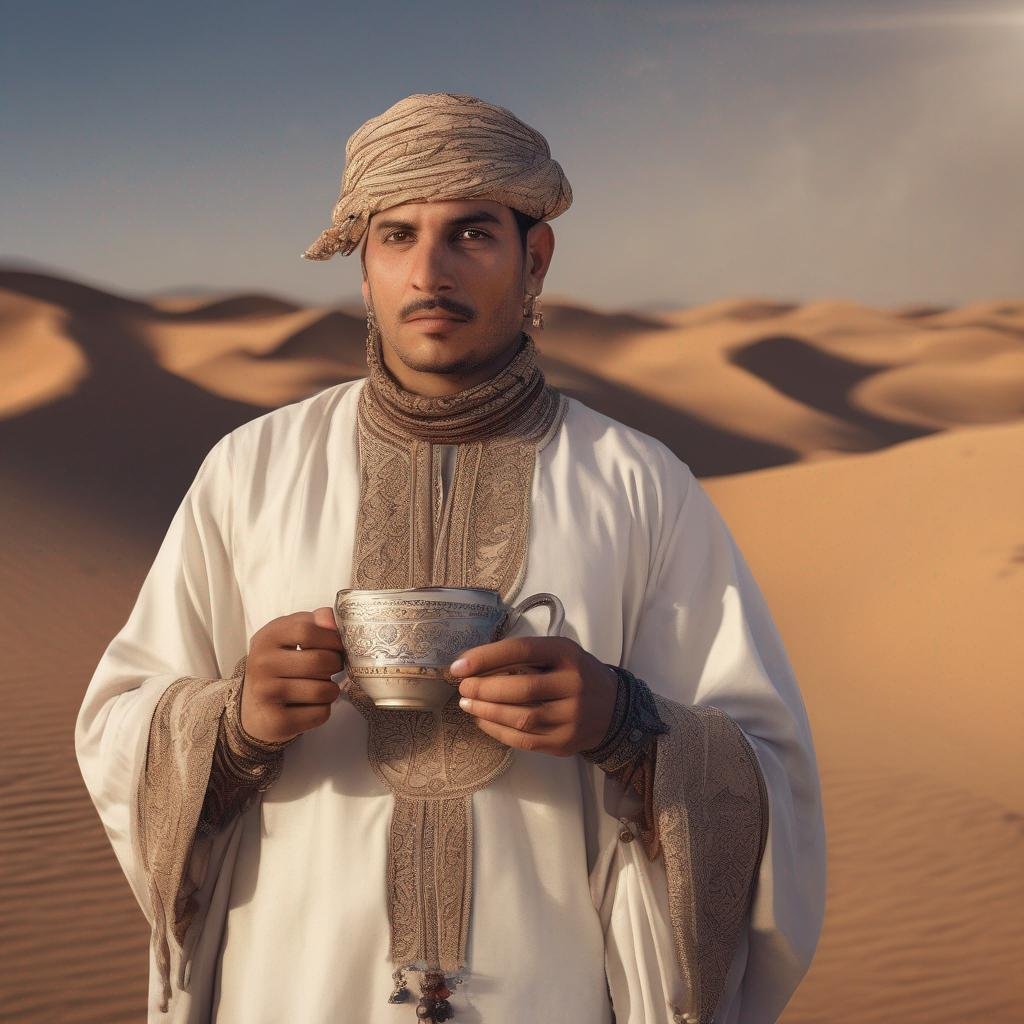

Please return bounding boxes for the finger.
[457,671,568,704]
[450,635,563,679]
[311,606,337,631]
[458,696,569,733]
[472,717,570,755]
[284,624,344,652]
[269,610,342,651]
[287,629,344,651]
[260,670,339,702]
[271,647,343,678]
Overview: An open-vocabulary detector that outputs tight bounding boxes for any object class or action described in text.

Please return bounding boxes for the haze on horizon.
[3,0,1023,311]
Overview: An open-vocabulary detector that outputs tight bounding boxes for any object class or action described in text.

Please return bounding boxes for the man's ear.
[525,222,555,295]
[361,278,370,307]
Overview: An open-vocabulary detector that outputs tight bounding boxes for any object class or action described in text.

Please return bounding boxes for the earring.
[523,292,545,330]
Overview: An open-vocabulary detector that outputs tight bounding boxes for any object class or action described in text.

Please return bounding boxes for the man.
[75,92,826,1023]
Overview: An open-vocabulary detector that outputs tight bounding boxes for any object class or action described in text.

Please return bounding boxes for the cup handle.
[503,592,564,638]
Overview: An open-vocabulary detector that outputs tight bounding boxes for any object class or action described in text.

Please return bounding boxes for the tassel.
[388,965,412,1004]
[414,970,455,1021]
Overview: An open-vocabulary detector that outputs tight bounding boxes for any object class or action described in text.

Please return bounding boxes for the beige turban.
[301,92,573,260]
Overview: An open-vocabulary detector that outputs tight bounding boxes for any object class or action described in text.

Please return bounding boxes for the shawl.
[585,668,770,1024]
[136,655,292,1012]
[300,92,573,261]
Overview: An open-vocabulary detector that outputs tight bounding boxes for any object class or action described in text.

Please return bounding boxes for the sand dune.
[705,420,1024,1020]
[0,291,88,419]
[857,348,1024,429]
[1,267,1021,1022]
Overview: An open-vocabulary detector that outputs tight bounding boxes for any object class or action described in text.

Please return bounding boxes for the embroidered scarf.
[345,327,567,1015]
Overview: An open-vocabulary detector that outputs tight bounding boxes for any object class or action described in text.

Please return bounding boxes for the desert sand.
[1,267,1021,1022]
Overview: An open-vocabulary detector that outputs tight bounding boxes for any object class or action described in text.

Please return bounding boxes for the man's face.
[360,198,551,380]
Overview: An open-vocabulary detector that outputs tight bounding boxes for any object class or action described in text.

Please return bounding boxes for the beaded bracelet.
[579,664,669,773]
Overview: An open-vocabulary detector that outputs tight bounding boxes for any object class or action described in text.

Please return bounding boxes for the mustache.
[402,297,475,321]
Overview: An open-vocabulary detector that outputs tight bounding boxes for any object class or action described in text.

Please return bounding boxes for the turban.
[301,92,573,260]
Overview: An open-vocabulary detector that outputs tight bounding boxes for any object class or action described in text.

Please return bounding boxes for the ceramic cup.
[333,586,565,710]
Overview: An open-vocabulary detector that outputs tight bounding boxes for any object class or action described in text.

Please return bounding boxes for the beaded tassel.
[387,966,461,1021]
[388,966,412,1004]
[414,970,455,1022]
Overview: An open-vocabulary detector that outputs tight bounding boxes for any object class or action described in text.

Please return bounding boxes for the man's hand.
[240,607,344,744]
[451,636,618,757]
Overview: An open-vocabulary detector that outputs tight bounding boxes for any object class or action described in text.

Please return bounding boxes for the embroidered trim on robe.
[136,654,291,1012]
[348,329,567,1009]
[643,697,769,1024]
[585,665,770,1023]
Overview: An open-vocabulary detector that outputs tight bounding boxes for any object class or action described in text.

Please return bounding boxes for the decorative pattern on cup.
[336,598,506,670]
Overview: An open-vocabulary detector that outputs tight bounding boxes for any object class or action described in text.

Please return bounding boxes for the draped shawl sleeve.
[73,433,280,1016]
[587,451,827,1024]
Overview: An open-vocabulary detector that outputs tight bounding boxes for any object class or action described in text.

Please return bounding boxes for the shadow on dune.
[0,269,302,324]
[1,269,151,317]
[893,304,952,319]
[163,294,304,322]
[723,300,801,322]
[729,334,936,449]
[538,353,797,477]
[0,306,275,543]
[542,302,673,336]
[253,309,367,363]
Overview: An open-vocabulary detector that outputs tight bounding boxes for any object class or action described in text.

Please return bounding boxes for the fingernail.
[450,658,469,675]
[459,697,472,711]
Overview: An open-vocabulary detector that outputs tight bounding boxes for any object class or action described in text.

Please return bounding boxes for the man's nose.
[409,235,454,293]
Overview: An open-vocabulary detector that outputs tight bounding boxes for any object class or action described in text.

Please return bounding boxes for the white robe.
[74,377,826,1023]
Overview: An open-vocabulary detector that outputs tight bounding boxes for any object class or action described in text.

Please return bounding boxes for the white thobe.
[74,377,826,1023]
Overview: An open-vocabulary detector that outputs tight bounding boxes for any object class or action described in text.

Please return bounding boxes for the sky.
[3,0,1023,310]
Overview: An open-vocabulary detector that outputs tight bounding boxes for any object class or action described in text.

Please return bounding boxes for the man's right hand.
[240,607,345,744]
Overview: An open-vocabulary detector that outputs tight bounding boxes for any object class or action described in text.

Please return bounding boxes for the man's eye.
[383,228,488,243]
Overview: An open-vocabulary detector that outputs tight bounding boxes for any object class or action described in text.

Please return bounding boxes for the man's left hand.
[451,636,618,756]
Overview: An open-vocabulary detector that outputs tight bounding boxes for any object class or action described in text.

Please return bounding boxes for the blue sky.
[3,0,1023,308]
